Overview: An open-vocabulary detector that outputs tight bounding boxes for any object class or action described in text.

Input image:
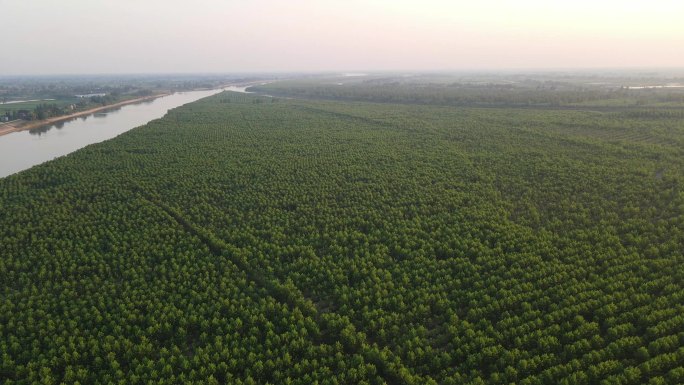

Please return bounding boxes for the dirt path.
[133,184,426,385]
[0,93,170,137]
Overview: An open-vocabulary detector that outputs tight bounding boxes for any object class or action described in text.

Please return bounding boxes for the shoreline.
[0,93,170,137]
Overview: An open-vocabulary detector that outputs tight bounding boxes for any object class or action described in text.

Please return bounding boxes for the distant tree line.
[3,94,125,121]
[249,82,684,108]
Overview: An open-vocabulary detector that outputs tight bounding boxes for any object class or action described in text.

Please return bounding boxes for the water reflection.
[29,125,52,136]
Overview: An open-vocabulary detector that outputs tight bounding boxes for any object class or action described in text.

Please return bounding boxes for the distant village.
[1,93,111,123]
[74,93,107,98]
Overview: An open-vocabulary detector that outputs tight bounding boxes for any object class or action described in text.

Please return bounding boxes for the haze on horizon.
[1,0,683,75]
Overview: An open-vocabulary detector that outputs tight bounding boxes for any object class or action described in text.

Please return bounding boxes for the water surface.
[0,89,225,178]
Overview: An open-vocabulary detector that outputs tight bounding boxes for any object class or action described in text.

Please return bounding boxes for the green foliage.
[1,88,683,384]
[249,80,684,108]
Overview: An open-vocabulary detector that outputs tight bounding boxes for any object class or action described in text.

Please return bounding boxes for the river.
[0,87,249,178]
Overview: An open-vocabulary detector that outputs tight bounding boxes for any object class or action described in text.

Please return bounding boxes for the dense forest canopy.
[1,81,683,384]
[249,74,684,108]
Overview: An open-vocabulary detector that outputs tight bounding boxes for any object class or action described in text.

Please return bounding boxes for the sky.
[1,0,683,75]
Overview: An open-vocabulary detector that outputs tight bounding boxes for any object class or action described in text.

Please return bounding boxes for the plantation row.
[1,90,683,384]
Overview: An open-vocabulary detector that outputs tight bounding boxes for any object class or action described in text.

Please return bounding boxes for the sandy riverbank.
[0,93,170,137]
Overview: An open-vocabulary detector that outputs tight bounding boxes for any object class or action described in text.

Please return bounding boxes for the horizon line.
[3,66,684,78]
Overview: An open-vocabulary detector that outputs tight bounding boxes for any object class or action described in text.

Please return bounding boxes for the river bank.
[0,93,170,137]
[0,88,226,178]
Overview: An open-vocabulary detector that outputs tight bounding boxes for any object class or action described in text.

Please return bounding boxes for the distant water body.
[0,87,249,178]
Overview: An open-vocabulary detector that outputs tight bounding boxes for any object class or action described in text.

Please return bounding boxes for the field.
[0,98,80,115]
[1,89,683,384]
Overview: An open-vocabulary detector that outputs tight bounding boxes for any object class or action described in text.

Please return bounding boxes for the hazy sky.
[1,0,683,74]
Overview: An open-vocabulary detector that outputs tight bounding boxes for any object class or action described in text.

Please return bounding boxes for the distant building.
[17,110,31,120]
[75,93,107,98]
[0,116,8,122]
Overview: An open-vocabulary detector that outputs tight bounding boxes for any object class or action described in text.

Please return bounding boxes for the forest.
[248,76,684,109]
[1,85,683,384]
